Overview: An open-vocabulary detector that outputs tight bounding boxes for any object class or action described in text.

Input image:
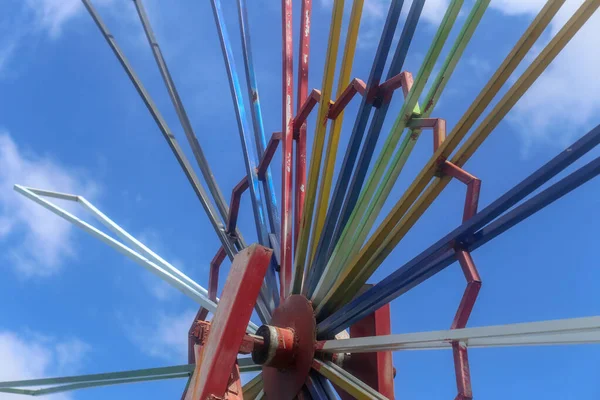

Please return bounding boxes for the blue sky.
[0,0,599,399]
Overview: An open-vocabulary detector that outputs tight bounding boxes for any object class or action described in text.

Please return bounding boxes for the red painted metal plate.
[263,295,315,399]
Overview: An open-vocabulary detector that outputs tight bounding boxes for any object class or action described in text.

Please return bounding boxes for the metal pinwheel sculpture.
[2,0,600,399]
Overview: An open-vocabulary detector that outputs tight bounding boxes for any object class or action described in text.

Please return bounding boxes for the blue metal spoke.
[305,0,409,296]
[317,123,600,336]
[236,0,281,241]
[209,0,279,310]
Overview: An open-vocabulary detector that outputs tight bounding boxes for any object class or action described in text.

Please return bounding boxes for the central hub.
[252,324,298,368]
[259,295,316,400]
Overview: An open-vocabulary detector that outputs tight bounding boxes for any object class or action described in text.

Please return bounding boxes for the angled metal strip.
[0,364,194,388]
[14,185,260,333]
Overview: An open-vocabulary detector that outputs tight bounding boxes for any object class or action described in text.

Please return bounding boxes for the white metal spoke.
[14,185,259,333]
[317,316,600,353]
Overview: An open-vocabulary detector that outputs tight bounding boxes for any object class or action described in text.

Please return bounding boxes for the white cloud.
[408,0,451,25]
[490,0,547,16]
[0,132,99,277]
[127,309,198,362]
[0,0,123,77]
[356,0,451,49]
[0,331,90,400]
[489,0,600,150]
[25,0,83,39]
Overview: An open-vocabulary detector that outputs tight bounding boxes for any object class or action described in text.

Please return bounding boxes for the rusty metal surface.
[280,0,295,299]
[263,295,316,399]
[184,245,272,400]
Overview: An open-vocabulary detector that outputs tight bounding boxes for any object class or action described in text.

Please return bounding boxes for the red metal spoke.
[280,0,295,300]
[294,0,312,254]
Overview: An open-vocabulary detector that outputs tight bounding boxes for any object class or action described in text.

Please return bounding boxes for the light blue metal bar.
[209,0,279,309]
[236,0,281,242]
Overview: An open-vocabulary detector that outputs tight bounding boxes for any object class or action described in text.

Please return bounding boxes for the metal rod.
[280,0,295,299]
[317,125,600,335]
[317,316,600,353]
[0,364,195,389]
[306,0,417,296]
[292,0,346,294]
[15,185,260,333]
[295,0,312,253]
[131,0,238,244]
[312,0,465,304]
[79,0,237,259]
[0,374,191,396]
[209,0,279,312]
[76,196,211,299]
[236,0,281,240]
[307,0,365,283]
[317,0,428,277]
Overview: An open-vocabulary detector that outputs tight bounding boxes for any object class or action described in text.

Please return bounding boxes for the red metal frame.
[184,244,273,400]
[294,89,321,137]
[439,157,482,400]
[257,132,282,180]
[328,78,366,120]
[280,0,294,300]
[227,177,250,235]
[409,117,446,153]
[187,246,227,364]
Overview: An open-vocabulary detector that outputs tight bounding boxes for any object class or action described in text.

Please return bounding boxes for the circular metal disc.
[262,295,315,399]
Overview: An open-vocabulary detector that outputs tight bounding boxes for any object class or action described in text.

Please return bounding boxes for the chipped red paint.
[409,117,447,153]
[295,0,311,251]
[227,177,250,234]
[184,244,273,400]
[452,250,482,331]
[452,341,473,400]
[262,295,316,399]
[280,0,294,300]
[257,132,282,180]
[328,78,366,120]
[441,161,481,222]
[293,89,321,136]
[439,157,482,400]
